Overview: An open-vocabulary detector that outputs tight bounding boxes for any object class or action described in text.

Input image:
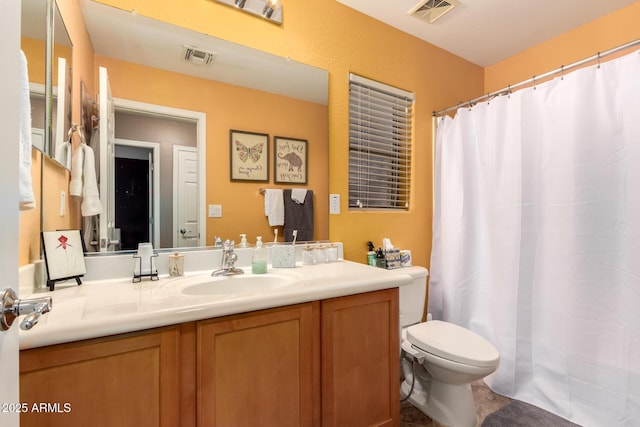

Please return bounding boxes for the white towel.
[54,141,72,169]
[19,50,35,211]
[80,144,102,217]
[69,144,84,197]
[264,189,284,226]
[291,188,308,204]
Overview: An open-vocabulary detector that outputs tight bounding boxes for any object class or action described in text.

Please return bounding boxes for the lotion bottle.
[252,236,267,274]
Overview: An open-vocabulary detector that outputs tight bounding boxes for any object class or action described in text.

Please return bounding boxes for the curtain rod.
[433,38,640,117]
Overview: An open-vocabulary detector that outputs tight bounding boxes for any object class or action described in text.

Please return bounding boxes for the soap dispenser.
[252,236,267,274]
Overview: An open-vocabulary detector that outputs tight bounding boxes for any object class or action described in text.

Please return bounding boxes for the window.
[348,73,414,210]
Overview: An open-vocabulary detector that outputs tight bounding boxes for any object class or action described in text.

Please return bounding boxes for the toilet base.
[401,363,478,427]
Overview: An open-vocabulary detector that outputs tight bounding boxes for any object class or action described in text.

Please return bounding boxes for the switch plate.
[208,204,222,218]
[60,191,66,216]
[329,194,340,214]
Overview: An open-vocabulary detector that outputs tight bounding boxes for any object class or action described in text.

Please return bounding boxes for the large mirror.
[78,0,329,254]
[21,0,73,164]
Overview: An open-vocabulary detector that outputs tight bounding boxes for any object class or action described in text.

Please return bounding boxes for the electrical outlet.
[330,194,340,214]
[208,204,222,218]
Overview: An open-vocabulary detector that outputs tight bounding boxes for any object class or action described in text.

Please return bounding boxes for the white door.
[98,66,116,251]
[173,146,199,247]
[0,1,22,425]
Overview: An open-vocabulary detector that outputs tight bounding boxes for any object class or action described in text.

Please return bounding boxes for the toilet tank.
[398,266,429,328]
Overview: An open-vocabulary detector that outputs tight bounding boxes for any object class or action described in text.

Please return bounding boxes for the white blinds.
[348,73,414,210]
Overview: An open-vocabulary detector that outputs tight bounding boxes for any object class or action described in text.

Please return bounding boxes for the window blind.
[348,73,414,210]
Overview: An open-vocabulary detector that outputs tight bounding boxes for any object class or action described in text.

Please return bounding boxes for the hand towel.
[264,189,284,226]
[283,189,314,242]
[80,144,103,216]
[54,141,72,169]
[19,50,35,210]
[291,188,308,204]
[69,144,84,197]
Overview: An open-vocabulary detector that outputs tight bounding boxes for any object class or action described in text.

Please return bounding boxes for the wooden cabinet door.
[197,303,319,427]
[321,289,400,427]
[20,326,181,427]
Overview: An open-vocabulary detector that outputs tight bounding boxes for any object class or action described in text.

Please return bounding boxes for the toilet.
[398,266,500,427]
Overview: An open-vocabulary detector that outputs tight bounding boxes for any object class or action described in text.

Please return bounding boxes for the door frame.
[1,0,22,423]
[114,138,161,249]
[114,98,207,247]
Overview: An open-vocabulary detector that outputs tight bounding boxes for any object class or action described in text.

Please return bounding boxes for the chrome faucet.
[212,240,244,276]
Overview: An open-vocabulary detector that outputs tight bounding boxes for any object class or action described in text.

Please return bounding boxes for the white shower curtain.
[429,50,640,427]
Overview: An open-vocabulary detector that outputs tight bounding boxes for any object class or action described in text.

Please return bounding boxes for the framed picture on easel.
[41,230,86,291]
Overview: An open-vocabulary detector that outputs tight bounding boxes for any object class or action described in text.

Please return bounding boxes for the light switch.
[330,194,340,214]
[208,204,222,218]
[60,191,66,216]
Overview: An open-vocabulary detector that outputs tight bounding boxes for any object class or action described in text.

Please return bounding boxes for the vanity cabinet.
[321,289,399,427]
[196,303,320,426]
[20,325,183,427]
[19,288,399,427]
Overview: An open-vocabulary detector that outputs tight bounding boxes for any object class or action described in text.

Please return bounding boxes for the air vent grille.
[182,45,217,66]
[408,0,459,23]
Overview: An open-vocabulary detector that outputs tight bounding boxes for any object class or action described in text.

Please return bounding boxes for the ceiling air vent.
[182,45,217,66]
[408,0,459,23]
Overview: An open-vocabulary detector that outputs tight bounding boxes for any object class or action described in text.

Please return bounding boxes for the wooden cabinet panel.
[321,289,400,427]
[20,326,181,427]
[197,303,319,427]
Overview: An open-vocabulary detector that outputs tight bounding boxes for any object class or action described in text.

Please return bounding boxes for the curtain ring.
[486,93,491,105]
[507,85,511,98]
[468,100,472,110]
[532,75,537,90]
[597,52,601,69]
[560,65,564,80]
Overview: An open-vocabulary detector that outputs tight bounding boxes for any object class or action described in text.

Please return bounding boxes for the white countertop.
[19,260,413,350]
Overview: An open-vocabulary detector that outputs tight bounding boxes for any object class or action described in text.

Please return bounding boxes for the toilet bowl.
[398,267,500,427]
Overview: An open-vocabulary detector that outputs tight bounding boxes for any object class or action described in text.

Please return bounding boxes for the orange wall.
[485,2,640,92]
[19,0,96,266]
[95,55,329,245]
[32,0,640,270]
[94,0,484,267]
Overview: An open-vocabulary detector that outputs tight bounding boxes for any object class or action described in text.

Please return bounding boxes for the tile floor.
[400,380,513,427]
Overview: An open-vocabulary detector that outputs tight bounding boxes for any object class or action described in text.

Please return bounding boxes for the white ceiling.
[337,0,638,66]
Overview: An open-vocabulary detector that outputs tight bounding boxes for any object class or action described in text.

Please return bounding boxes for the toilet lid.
[407,320,499,368]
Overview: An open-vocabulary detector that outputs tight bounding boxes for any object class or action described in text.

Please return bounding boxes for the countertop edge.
[19,261,415,350]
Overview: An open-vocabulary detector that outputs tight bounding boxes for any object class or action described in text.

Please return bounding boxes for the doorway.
[114,141,159,250]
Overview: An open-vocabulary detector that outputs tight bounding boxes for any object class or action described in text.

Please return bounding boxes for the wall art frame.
[41,229,86,291]
[274,136,307,184]
[229,129,269,182]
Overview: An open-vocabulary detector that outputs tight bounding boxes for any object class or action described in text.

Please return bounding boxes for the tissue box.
[271,245,295,268]
[400,250,412,267]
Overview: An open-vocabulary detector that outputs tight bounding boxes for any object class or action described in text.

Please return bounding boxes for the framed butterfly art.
[230,129,270,182]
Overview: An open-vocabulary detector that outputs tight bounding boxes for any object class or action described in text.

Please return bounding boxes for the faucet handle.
[1,288,53,331]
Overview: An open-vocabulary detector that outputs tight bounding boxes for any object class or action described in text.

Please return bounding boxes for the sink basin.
[162,273,299,296]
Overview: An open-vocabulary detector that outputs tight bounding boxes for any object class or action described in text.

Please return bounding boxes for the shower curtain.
[429,50,640,426]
